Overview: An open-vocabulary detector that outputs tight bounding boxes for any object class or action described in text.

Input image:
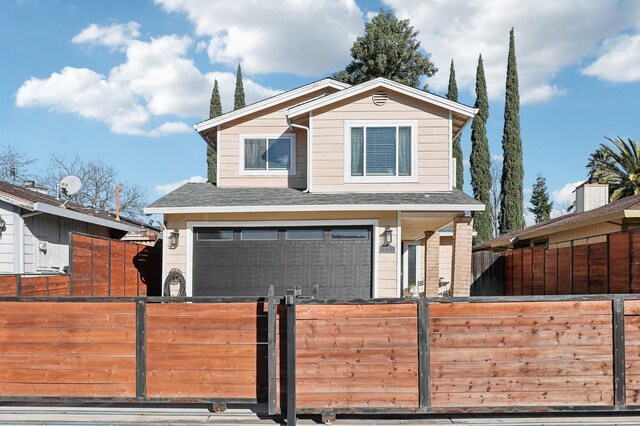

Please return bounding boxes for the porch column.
[451,217,474,297]
[423,231,440,297]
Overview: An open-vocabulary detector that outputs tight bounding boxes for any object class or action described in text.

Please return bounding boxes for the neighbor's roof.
[474,193,640,250]
[145,183,484,214]
[0,181,148,233]
[194,78,350,134]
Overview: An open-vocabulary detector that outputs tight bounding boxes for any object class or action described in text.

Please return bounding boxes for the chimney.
[575,182,609,213]
[24,180,49,195]
[115,184,121,221]
[23,180,35,188]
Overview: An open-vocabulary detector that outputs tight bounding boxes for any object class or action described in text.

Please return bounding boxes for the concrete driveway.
[2,404,640,425]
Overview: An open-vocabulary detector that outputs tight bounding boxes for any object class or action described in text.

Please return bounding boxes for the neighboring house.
[475,182,640,251]
[145,77,484,299]
[0,180,155,274]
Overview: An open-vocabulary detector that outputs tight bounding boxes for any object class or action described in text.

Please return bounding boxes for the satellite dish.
[59,175,82,196]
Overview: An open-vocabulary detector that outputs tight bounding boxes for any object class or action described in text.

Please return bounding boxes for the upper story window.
[240,133,296,175]
[344,121,417,182]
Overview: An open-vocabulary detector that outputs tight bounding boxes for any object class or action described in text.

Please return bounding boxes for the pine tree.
[499,28,524,234]
[447,59,464,189]
[528,174,553,223]
[206,79,222,184]
[234,64,246,110]
[469,54,493,243]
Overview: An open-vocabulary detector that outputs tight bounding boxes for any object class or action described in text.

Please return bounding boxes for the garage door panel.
[193,227,372,298]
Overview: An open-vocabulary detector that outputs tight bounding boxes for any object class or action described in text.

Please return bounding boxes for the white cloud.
[16,23,279,136]
[155,0,364,75]
[154,175,207,195]
[582,32,640,82]
[16,67,149,136]
[551,180,583,206]
[383,0,639,103]
[72,22,140,50]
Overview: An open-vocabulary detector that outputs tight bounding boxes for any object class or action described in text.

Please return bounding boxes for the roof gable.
[286,77,477,120]
[194,78,350,133]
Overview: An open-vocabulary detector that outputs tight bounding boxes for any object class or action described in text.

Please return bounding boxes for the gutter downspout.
[287,113,312,193]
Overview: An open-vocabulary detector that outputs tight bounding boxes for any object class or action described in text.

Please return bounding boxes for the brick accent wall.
[423,231,440,296]
[451,217,474,297]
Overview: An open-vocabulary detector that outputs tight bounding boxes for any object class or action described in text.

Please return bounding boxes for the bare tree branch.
[490,158,502,238]
[0,145,37,185]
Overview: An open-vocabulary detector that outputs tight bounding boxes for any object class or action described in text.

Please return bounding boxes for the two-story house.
[145,77,484,299]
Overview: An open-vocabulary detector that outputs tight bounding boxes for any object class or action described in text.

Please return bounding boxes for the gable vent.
[372,91,388,106]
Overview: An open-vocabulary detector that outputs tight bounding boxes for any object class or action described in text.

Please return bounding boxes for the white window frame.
[344,120,418,183]
[239,133,297,176]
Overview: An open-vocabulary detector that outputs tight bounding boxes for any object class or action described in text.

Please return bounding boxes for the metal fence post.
[286,287,300,426]
[16,275,21,297]
[267,285,277,415]
[136,298,147,399]
[613,298,626,409]
[417,299,430,411]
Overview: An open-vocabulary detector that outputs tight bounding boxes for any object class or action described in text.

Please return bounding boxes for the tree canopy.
[587,137,640,201]
[234,64,246,110]
[528,174,553,223]
[447,60,464,189]
[332,10,437,88]
[207,79,222,185]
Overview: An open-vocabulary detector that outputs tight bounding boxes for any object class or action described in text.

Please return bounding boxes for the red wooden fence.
[504,229,640,295]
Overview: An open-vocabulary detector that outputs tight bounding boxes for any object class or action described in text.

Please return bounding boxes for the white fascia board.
[33,202,143,232]
[194,79,351,133]
[0,193,35,211]
[144,203,485,215]
[287,77,478,119]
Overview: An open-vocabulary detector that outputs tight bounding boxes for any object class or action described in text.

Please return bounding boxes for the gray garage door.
[192,226,372,298]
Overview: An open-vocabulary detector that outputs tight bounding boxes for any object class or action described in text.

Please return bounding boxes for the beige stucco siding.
[311,89,451,193]
[163,211,401,298]
[215,88,338,189]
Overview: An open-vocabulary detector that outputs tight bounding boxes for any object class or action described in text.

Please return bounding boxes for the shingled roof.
[145,182,484,214]
[475,193,640,250]
[0,181,149,232]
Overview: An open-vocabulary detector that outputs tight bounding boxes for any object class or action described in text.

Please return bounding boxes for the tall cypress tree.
[470,55,493,243]
[499,28,524,234]
[234,64,246,110]
[206,79,222,184]
[447,59,464,189]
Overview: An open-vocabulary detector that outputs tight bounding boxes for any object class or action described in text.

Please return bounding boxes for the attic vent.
[372,91,388,106]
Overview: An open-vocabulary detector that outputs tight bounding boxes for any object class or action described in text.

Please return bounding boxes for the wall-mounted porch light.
[168,230,180,249]
[383,226,393,246]
[0,216,6,234]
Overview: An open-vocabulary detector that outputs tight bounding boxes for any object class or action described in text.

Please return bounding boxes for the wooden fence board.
[522,248,533,295]
[544,248,557,295]
[610,232,631,294]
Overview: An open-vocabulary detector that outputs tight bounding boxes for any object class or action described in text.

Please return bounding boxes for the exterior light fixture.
[383,226,393,246]
[0,216,5,233]
[168,230,179,249]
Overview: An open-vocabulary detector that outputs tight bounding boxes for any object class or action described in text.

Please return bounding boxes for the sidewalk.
[2,404,640,425]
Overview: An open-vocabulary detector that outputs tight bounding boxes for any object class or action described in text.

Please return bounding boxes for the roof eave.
[33,202,144,233]
[144,203,485,215]
[194,79,351,134]
[287,77,477,119]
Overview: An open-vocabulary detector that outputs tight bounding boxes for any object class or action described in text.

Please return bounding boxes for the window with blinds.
[241,134,295,174]
[349,124,413,178]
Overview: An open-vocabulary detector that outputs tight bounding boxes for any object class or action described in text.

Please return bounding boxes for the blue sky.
[2,0,640,223]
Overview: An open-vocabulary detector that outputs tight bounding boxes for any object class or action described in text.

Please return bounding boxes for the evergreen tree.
[469,54,493,243]
[447,59,464,189]
[206,79,222,184]
[528,174,553,223]
[234,64,246,110]
[499,28,524,234]
[332,9,437,88]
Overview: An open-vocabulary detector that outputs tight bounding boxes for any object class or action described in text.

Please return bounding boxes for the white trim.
[343,120,418,184]
[161,227,168,296]
[308,111,314,192]
[0,192,34,211]
[396,210,402,298]
[216,125,221,186]
[185,219,380,298]
[448,111,453,191]
[15,210,25,274]
[195,79,350,133]
[238,133,297,176]
[33,203,143,232]
[288,77,477,119]
[145,203,485,215]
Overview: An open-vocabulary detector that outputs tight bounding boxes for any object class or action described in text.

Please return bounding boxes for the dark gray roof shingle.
[147,183,483,209]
